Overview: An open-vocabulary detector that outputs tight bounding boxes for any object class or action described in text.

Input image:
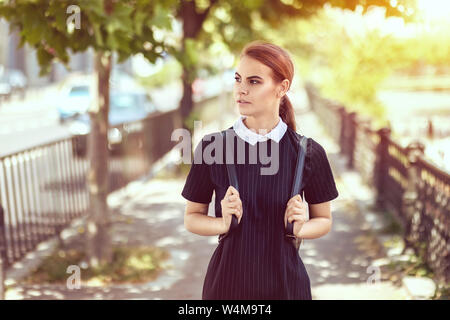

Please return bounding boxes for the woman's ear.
[278,79,290,98]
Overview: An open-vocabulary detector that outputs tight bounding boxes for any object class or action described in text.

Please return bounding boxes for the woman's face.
[234,55,283,119]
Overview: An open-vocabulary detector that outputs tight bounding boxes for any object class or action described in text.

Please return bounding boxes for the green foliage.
[0,0,178,76]
[265,6,447,126]
[138,58,183,88]
[0,0,415,79]
[172,0,412,86]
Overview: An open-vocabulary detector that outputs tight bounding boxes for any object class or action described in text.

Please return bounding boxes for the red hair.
[240,40,296,131]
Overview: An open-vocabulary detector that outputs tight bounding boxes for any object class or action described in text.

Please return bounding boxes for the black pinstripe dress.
[181,125,339,300]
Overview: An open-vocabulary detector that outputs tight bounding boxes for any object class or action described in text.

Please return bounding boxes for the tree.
[167,0,412,132]
[0,0,176,267]
[260,2,430,126]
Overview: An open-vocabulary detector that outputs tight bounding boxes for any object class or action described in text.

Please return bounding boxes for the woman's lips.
[237,100,251,104]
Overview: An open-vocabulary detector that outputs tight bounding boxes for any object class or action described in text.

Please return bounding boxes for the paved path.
[5,86,410,299]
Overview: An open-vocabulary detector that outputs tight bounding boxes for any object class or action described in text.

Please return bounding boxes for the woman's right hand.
[220,186,243,233]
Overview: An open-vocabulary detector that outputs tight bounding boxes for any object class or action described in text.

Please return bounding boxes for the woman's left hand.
[284,194,308,237]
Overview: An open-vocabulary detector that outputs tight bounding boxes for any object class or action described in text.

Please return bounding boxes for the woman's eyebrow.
[235,72,263,80]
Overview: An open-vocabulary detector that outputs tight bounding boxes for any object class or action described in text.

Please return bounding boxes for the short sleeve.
[304,139,339,204]
[181,137,215,204]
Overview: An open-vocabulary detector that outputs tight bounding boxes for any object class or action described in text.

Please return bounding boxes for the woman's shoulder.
[196,126,235,146]
[287,127,328,161]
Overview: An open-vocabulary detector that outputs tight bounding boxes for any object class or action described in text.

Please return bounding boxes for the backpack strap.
[286,135,308,249]
[218,129,239,242]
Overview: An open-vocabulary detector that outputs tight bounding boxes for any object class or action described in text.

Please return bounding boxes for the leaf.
[92,23,104,47]
[148,3,172,30]
[134,11,147,36]
[184,38,199,68]
[106,33,118,50]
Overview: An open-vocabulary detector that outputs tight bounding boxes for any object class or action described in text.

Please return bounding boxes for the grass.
[21,245,170,286]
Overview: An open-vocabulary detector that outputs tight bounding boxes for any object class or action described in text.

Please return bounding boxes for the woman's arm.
[184,200,227,236]
[296,201,332,239]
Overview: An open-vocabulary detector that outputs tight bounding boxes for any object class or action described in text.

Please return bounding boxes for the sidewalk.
[5,87,410,300]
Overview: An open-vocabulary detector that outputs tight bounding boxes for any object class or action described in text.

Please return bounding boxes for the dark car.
[70,90,156,157]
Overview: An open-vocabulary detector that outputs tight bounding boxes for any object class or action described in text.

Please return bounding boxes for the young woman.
[181,41,339,300]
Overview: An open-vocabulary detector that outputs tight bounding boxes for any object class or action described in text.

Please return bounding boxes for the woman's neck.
[243,115,280,135]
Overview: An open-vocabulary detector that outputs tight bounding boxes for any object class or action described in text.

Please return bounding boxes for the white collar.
[232,115,287,145]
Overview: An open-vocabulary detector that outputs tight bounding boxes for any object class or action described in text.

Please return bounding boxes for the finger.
[236,209,243,223]
[287,209,305,220]
[230,186,240,197]
[226,196,239,204]
[291,206,307,215]
[226,186,234,196]
[287,208,306,221]
[288,214,303,224]
[232,208,241,220]
[286,211,296,222]
[226,202,240,209]
[229,197,242,207]
[287,201,299,212]
[289,200,305,211]
[290,215,306,224]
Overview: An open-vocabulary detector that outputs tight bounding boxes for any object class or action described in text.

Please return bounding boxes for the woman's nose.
[238,86,249,95]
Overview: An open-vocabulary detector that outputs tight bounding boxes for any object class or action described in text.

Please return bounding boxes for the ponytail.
[279,95,296,132]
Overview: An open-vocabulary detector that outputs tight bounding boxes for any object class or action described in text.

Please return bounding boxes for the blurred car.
[57,69,145,123]
[70,89,156,157]
[0,73,11,101]
[0,68,27,101]
[7,69,27,93]
[57,83,92,123]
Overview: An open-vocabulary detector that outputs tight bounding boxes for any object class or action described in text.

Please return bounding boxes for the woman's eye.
[234,77,258,84]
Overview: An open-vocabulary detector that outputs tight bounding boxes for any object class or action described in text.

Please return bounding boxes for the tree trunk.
[180,63,194,131]
[85,50,112,267]
[177,0,215,131]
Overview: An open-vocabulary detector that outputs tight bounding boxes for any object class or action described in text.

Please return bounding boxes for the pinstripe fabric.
[181,125,339,300]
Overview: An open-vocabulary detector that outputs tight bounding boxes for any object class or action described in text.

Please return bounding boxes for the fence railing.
[0,87,233,298]
[0,108,180,285]
[305,82,450,284]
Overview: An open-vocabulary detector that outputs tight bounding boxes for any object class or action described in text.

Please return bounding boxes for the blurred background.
[0,0,448,300]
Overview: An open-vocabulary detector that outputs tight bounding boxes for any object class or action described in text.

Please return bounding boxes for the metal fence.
[305,82,450,284]
[0,109,180,275]
[0,85,236,298]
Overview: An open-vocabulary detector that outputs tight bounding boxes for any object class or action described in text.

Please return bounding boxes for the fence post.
[347,112,357,169]
[402,141,425,252]
[374,127,391,210]
[0,205,6,300]
[304,82,316,111]
[338,106,347,156]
